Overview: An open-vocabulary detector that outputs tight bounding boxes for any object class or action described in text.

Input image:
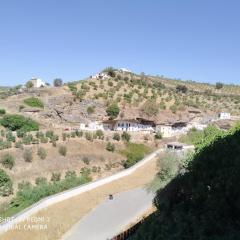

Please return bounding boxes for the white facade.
[103,120,154,132]
[90,72,109,80]
[80,121,104,131]
[219,112,231,120]
[119,68,132,73]
[29,78,46,88]
[156,125,173,137]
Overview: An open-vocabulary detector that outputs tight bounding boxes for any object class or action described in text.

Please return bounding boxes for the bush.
[95,130,104,140]
[65,171,77,179]
[176,84,188,93]
[53,78,63,87]
[82,156,90,165]
[216,82,224,89]
[0,169,13,196]
[35,177,47,185]
[113,132,120,141]
[121,143,150,168]
[0,109,6,115]
[155,131,162,140]
[51,172,61,182]
[1,154,15,169]
[106,103,119,120]
[37,147,47,160]
[87,106,95,114]
[0,114,39,132]
[24,97,44,108]
[58,145,67,156]
[102,67,116,77]
[85,132,93,141]
[23,149,33,162]
[26,81,33,88]
[106,142,115,152]
[121,132,131,142]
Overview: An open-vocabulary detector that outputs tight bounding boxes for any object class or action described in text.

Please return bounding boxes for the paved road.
[62,188,155,240]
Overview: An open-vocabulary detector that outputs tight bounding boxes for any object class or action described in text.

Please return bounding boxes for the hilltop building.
[27,78,46,88]
[90,72,109,80]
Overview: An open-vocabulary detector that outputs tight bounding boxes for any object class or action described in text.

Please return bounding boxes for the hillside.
[131,126,240,240]
[1,69,240,129]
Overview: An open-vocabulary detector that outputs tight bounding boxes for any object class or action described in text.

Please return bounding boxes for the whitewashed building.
[28,78,46,88]
[79,121,104,131]
[155,124,173,137]
[90,72,109,80]
[219,112,231,120]
[102,118,154,132]
[119,68,132,73]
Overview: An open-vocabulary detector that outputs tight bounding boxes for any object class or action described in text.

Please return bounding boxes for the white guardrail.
[0,148,164,234]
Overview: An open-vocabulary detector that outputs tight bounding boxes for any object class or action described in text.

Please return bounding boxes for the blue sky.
[0,0,240,86]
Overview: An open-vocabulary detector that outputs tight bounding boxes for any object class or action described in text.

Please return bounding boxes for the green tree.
[53,78,63,87]
[106,103,120,119]
[0,169,13,196]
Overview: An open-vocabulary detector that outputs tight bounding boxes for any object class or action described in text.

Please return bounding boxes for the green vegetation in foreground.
[131,126,240,240]
[120,143,151,168]
[0,114,39,131]
[179,125,224,147]
[23,97,44,108]
[0,171,91,219]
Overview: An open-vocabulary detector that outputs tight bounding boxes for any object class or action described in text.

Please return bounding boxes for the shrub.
[0,109,6,115]
[26,81,33,88]
[24,97,44,108]
[23,149,33,162]
[35,177,47,185]
[1,154,15,169]
[0,114,39,132]
[155,131,162,140]
[121,143,150,168]
[58,145,67,156]
[87,106,95,114]
[51,172,61,182]
[65,171,77,179]
[6,131,16,142]
[102,67,116,77]
[176,84,188,93]
[37,147,47,160]
[45,130,54,139]
[121,132,131,142]
[53,78,63,87]
[85,132,93,141]
[82,156,90,165]
[216,82,223,89]
[113,132,120,141]
[0,169,13,196]
[106,103,120,120]
[106,142,115,152]
[95,130,104,140]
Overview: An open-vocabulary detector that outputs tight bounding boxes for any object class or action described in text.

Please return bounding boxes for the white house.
[90,72,109,80]
[102,118,154,132]
[119,68,132,73]
[219,112,231,120]
[155,121,190,138]
[28,78,46,88]
[155,124,173,137]
[79,121,104,131]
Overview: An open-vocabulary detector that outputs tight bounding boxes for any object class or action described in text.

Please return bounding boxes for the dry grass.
[1,156,158,240]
